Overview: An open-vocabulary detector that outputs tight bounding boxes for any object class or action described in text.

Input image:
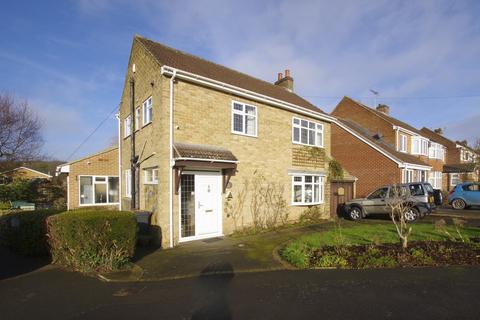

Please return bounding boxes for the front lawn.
[281,222,480,268]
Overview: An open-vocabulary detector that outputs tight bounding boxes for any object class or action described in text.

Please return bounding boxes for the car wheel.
[404,207,419,222]
[348,206,362,221]
[452,199,466,210]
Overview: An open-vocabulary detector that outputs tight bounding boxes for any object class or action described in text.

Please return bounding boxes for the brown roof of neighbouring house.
[338,118,430,167]
[341,96,423,135]
[136,36,326,115]
[173,143,238,162]
[443,163,477,173]
[419,127,456,148]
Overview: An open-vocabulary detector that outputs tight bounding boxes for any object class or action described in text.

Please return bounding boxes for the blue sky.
[1,0,479,161]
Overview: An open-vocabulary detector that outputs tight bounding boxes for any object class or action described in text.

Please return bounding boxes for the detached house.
[331,97,447,196]
[420,128,479,189]
[118,36,339,247]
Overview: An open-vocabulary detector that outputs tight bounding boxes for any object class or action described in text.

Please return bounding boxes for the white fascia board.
[400,163,432,171]
[392,125,429,141]
[160,66,336,124]
[174,157,238,164]
[56,164,70,175]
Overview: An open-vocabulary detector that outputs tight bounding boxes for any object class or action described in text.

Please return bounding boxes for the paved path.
[1,266,479,319]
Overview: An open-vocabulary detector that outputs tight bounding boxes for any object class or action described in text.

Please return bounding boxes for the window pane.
[233,103,243,111]
[301,128,308,144]
[316,131,322,146]
[293,118,300,125]
[301,120,308,128]
[293,127,300,142]
[314,184,319,202]
[305,176,313,183]
[293,185,302,202]
[304,184,313,203]
[95,177,106,182]
[145,169,152,182]
[308,129,315,145]
[108,177,119,203]
[80,177,93,204]
[293,176,302,182]
[95,183,107,203]
[314,176,319,183]
[147,106,152,122]
[309,122,315,129]
[233,113,243,132]
[245,105,256,115]
[245,115,256,135]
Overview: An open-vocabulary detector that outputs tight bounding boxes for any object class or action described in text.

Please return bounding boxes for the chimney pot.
[285,69,290,77]
[376,104,390,115]
[434,128,443,135]
[278,73,283,81]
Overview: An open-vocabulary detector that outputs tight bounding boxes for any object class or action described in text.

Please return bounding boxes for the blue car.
[448,182,480,210]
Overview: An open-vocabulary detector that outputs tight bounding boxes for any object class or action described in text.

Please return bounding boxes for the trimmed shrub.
[0,210,61,256]
[46,210,137,272]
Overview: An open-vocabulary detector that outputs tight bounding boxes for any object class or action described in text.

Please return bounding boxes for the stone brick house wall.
[57,147,119,210]
[118,36,335,248]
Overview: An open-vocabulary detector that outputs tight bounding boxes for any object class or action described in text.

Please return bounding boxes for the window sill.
[231,131,257,138]
[79,203,119,207]
[144,182,158,185]
[291,201,323,206]
[292,141,324,148]
[142,121,152,129]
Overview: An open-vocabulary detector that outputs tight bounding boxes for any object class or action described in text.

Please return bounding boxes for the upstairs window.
[142,97,152,126]
[231,101,257,137]
[429,142,444,160]
[399,134,408,152]
[135,107,141,131]
[124,115,132,138]
[292,117,324,147]
[412,136,428,156]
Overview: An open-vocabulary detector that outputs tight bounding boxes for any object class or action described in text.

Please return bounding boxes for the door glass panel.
[80,176,93,204]
[181,174,195,238]
[95,183,107,203]
[108,177,119,203]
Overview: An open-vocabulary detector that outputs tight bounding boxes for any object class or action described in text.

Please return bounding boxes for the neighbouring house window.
[399,134,408,152]
[402,169,414,183]
[292,175,324,205]
[79,176,119,205]
[450,173,461,187]
[417,170,428,182]
[292,117,324,147]
[429,142,444,160]
[125,169,131,197]
[144,168,158,184]
[428,171,442,189]
[231,101,257,136]
[412,136,429,156]
[124,115,132,138]
[135,107,141,131]
[142,97,153,126]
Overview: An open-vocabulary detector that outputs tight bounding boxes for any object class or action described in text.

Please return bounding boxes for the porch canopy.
[173,143,238,194]
[443,163,477,173]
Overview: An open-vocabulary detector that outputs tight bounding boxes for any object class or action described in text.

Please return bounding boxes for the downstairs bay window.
[79,176,119,205]
[292,175,325,205]
[428,171,443,189]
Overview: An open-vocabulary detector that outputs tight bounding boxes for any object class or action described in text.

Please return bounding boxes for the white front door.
[195,173,221,236]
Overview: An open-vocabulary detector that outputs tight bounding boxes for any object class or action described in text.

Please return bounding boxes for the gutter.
[160,66,336,123]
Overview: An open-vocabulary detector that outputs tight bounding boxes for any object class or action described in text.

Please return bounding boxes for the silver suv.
[345,183,434,222]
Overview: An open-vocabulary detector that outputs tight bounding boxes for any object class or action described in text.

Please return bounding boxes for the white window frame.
[135,107,141,131]
[292,117,324,148]
[142,97,152,126]
[125,169,131,198]
[399,134,408,153]
[231,101,257,137]
[450,173,461,187]
[428,142,444,160]
[144,167,158,185]
[411,136,429,156]
[291,174,325,205]
[124,115,132,138]
[402,169,414,183]
[428,171,442,189]
[79,175,119,206]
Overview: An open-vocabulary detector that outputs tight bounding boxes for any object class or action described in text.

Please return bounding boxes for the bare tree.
[386,185,415,249]
[0,94,43,161]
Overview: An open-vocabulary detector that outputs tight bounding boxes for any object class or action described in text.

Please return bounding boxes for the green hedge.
[0,210,61,256]
[46,210,137,272]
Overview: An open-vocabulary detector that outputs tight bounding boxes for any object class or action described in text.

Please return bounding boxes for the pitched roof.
[419,128,456,148]
[135,36,325,115]
[341,96,423,135]
[337,118,430,167]
[443,163,477,173]
[173,143,238,162]
[59,146,118,167]
[0,166,52,178]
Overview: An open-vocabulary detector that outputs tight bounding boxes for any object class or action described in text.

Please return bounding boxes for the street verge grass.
[281,223,480,268]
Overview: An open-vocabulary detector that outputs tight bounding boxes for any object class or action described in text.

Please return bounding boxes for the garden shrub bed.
[47,210,137,273]
[310,241,480,269]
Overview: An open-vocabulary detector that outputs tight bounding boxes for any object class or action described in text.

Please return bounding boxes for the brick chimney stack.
[274,69,294,92]
[434,128,443,135]
[376,104,390,115]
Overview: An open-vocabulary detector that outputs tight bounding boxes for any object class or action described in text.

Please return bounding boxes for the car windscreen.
[423,183,434,193]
